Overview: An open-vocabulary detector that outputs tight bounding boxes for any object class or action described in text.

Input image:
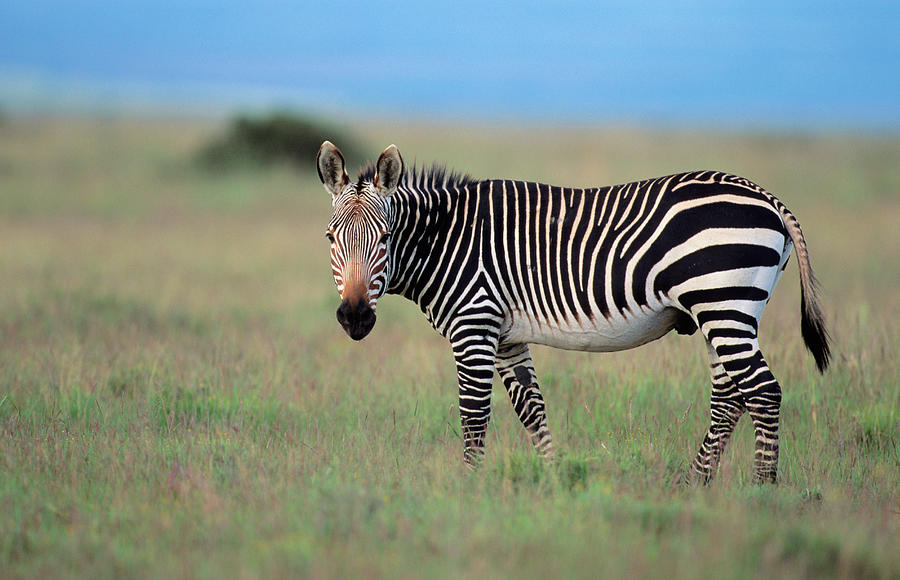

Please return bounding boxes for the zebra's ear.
[374,144,404,198]
[317,141,349,197]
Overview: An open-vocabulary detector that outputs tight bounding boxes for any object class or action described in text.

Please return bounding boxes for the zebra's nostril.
[357,301,376,324]
[336,302,349,325]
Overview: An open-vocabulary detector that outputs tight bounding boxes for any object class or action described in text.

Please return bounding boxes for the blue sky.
[2,1,898,129]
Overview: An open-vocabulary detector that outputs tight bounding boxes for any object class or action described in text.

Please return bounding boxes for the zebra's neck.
[384,182,457,306]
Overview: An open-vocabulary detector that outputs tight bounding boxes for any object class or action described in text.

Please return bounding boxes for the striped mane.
[356,162,478,191]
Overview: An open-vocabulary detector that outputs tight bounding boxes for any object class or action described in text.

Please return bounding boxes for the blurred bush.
[196,111,361,171]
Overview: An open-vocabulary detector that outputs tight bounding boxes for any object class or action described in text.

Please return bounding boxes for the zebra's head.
[317,141,403,341]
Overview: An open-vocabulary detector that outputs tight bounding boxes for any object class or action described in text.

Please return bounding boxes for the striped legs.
[495,343,554,460]
[725,344,782,484]
[453,336,554,468]
[694,329,783,484]
[450,321,501,469]
[690,341,746,483]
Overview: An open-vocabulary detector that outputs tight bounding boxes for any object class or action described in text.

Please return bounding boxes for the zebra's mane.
[356,162,478,191]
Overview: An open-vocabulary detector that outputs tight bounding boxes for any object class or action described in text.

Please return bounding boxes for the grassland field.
[1,116,898,579]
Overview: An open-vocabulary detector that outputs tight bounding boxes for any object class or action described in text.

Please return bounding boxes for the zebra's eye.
[325,231,335,243]
[379,231,391,244]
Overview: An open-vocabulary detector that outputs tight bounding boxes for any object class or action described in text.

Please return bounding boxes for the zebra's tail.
[777,202,832,373]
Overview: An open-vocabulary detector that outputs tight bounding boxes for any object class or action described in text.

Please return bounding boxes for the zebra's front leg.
[451,327,500,469]
[495,343,554,460]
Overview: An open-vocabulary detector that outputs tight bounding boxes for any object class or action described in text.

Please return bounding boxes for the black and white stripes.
[317,142,830,484]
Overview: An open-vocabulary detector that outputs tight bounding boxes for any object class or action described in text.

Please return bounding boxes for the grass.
[1,116,898,579]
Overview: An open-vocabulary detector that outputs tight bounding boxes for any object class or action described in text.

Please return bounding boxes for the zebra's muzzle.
[336,298,376,340]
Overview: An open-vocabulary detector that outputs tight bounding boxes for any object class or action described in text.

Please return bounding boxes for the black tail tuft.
[801,290,831,373]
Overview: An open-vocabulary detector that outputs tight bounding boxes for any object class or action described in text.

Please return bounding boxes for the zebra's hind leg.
[704,331,783,484]
[495,343,554,460]
[690,340,746,484]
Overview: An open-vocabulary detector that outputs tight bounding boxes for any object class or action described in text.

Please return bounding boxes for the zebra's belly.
[501,307,680,352]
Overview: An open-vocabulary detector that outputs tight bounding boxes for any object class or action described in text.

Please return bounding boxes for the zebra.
[316,140,830,484]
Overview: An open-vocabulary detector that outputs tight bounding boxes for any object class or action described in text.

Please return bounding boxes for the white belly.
[500,307,679,352]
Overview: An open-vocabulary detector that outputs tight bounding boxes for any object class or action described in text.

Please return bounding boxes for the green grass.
[1,117,898,579]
